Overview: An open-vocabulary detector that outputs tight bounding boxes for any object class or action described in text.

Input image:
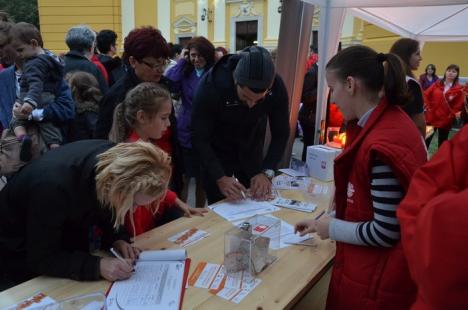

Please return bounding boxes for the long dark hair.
[326,45,408,106]
[425,64,436,76]
[183,36,215,77]
[389,38,420,78]
[441,64,460,86]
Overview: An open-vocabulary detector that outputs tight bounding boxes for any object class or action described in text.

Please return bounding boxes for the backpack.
[0,125,47,176]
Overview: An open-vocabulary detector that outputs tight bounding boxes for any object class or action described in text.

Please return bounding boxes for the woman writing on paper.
[0,141,171,289]
[109,82,208,237]
[295,46,427,309]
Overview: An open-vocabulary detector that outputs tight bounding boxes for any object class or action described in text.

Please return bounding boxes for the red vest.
[328,100,427,310]
[424,82,464,130]
[398,125,468,309]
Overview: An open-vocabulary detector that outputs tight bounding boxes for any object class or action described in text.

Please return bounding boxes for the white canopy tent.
[297,0,468,144]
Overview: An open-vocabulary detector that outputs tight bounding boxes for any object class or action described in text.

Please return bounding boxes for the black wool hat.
[234,46,275,90]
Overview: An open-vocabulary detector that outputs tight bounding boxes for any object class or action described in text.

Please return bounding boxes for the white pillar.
[157,0,171,41]
[197,0,209,37]
[213,0,226,44]
[121,0,135,40]
[267,0,281,40]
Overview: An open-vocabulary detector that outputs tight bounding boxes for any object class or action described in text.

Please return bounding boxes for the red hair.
[123,26,169,61]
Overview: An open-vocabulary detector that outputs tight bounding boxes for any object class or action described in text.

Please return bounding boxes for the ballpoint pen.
[110,248,133,268]
[233,175,247,199]
[314,210,326,220]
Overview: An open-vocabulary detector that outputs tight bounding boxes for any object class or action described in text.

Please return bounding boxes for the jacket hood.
[42,49,64,78]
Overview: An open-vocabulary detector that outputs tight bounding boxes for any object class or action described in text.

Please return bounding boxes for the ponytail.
[326,45,409,106]
[381,53,410,106]
[109,102,128,143]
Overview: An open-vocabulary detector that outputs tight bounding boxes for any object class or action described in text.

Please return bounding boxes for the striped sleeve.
[356,159,404,247]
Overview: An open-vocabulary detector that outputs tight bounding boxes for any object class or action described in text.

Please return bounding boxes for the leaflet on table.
[232,215,312,249]
[188,262,262,304]
[4,293,56,310]
[278,168,308,177]
[168,228,209,247]
[208,199,280,222]
[270,197,317,213]
[307,182,329,195]
[272,175,310,190]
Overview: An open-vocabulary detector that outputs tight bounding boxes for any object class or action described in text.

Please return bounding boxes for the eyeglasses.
[139,59,169,71]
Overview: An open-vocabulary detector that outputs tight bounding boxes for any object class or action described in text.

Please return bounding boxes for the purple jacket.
[419,73,439,91]
[165,59,207,149]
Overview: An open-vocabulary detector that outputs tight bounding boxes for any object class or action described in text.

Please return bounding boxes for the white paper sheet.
[209,199,280,222]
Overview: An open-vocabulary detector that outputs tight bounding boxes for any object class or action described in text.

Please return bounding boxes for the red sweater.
[124,130,177,236]
[398,125,468,310]
[91,54,109,85]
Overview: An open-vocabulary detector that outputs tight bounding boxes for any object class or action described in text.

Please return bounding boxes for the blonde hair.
[109,82,172,142]
[95,141,172,228]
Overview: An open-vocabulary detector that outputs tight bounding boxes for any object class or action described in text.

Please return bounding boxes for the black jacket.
[20,50,64,108]
[97,54,126,86]
[64,50,108,94]
[191,54,290,182]
[94,69,183,194]
[0,140,128,281]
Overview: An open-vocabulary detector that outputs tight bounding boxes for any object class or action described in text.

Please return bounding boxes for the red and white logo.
[347,182,355,199]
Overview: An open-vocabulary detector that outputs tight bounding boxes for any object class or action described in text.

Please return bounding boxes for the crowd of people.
[0,12,467,309]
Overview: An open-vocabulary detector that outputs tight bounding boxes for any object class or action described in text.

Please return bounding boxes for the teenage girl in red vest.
[295,45,427,309]
[109,82,208,237]
[424,64,465,148]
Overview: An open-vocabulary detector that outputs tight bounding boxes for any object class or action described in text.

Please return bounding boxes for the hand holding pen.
[216,175,247,201]
[294,210,331,239]
[99,248,134,282]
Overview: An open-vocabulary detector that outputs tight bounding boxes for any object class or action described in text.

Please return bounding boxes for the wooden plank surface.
[0,183,335,309]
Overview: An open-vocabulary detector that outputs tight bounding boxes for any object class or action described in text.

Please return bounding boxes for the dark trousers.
[299,119,315,162]
[425,127,450,148]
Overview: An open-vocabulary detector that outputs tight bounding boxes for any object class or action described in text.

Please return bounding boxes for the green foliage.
[0,0,39,28]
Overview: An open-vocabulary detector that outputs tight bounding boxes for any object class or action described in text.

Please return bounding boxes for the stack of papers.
[209,199,280,222]
[270,198,317,213]
[272,175,310,190]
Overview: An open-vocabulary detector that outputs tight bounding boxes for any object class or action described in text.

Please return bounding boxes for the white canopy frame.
[283,0,468,146]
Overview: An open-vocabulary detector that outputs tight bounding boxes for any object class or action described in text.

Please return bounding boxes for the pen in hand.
[110,247,133,269]
[314,210,326,220]
[233,175,247,199]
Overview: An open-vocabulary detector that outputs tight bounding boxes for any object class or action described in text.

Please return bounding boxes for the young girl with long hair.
[295,45,427,309]
[109,82,208,237]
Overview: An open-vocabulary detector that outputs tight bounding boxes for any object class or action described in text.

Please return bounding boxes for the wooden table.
[0,182,336,309]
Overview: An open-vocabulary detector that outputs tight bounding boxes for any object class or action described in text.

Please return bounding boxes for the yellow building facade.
[38,0,468,76]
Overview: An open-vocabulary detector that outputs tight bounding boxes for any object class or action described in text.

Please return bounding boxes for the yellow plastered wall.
[38,0,122,55]
[134,0,157,28]
[361,21,468,77]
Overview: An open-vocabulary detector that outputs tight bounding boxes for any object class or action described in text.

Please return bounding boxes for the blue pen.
[314,210,325,220]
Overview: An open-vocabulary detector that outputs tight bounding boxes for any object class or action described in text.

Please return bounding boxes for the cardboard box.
[306,145,342,181]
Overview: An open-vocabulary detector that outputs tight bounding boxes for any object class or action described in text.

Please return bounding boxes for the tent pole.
[275,0,315,167]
